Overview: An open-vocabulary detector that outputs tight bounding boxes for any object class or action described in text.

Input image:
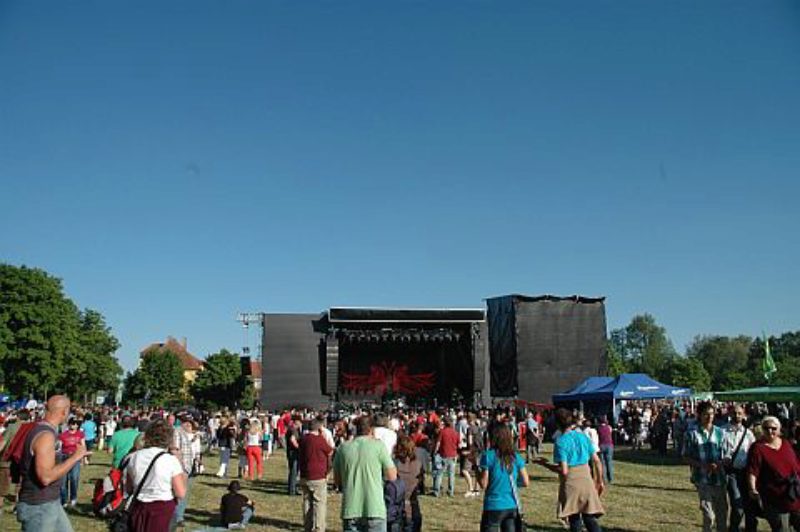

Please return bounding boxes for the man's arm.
[33,433,88,486]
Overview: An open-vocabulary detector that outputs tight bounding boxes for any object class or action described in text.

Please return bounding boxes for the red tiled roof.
[249,361,262,377]
[140,337,204,371]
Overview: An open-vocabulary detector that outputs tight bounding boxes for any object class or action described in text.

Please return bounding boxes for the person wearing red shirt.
[299,419,333,532]
[433,418,460,497]
[58,418,85,507]
[747,416,800,531]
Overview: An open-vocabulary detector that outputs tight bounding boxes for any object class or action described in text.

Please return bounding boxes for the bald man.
[15,395,89,532]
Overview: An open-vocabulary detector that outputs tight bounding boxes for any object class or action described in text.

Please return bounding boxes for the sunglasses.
[764,426,779,432]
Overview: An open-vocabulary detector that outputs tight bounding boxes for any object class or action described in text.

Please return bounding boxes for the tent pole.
[612,397,616,424]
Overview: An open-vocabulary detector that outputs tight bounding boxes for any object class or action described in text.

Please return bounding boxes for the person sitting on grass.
[220,480,255,530]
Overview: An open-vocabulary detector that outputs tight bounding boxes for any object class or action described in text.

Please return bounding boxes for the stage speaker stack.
[324,336,339,395]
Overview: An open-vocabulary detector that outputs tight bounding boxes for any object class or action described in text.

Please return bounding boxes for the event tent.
[713,386,800,402]
[552,373,692,403]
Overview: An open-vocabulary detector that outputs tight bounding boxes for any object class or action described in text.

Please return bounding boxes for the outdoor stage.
[259,295,607,410]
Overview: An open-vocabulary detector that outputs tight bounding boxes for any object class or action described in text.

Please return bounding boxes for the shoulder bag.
[507,460,527,532]
[109,450,168,532]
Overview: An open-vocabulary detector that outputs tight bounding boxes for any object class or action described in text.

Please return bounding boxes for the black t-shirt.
[221,492,250,526]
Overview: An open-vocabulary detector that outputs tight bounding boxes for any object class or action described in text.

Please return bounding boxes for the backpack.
[383,477,406,525]
[92,457,130,517]
[1,422,36,483]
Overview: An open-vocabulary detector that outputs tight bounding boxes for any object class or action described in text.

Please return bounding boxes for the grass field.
[0,444,770,531]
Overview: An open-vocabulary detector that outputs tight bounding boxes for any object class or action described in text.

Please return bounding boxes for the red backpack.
[92,457,129,517]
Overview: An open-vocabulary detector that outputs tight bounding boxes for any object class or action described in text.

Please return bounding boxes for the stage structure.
[486,295,608,404]
[260,308,488,410]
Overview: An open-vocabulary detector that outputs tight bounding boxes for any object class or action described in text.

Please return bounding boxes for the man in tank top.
[16,395,90,532]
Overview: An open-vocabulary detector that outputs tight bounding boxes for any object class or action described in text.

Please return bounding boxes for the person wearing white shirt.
[124,419,187,531]
[373,413,397,457]
[721,405,756,532]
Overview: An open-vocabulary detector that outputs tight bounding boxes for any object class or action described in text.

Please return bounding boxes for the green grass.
[0,444,770,531]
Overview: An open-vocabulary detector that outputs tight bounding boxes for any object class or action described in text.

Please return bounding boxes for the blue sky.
[2,2,799,372]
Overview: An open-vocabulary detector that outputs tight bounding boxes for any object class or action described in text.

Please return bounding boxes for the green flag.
[762,334,777,381]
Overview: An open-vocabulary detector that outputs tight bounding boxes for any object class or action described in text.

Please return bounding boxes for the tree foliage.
[123,350,184,407]
[0,264,122,399]
[609,314,677,381]
[190,349,253,409]
[686,335,752,391]
[664,356,712,392]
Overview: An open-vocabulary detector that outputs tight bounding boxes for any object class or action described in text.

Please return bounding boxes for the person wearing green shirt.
[334,415,397,532]
[108,415,140,469]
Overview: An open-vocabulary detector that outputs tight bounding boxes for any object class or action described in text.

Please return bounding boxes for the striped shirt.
[685,425,725,486]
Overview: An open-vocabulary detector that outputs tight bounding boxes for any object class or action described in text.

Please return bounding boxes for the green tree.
[0,264,79,396]
[611,314,677,380]
[124,350,184,406]
[665,356,712,392]
[190,349,249,409]
[605,340,628,377]
[751,332,800,386]
[686,335,752,391]
[67,309,123,401]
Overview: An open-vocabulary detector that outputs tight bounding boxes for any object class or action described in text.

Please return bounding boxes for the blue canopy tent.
[552,373,692,420]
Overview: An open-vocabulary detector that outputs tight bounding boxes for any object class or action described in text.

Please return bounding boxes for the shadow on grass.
[613,447,685,467]
[184,506,303,530]
[612,481,693,493]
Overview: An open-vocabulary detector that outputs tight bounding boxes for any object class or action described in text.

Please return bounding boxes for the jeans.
[599,445,614,483]
[763,505,800,532]
[171,475,194,528]
[60,461,81,504]
[568,513,602,532]
[726,472,757,532]
[16,500,74,532]
[697,483,728,532]
[342,517,387,532]
[301,478,328,532]
[287,453,300,495]
[480,509,518,532]
[241,505,254,526]
[432,456,456,496]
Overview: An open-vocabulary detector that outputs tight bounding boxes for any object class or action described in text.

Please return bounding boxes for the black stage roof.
[327,307,485,323]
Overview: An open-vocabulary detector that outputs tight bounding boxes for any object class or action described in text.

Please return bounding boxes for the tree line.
[608,313,800,392]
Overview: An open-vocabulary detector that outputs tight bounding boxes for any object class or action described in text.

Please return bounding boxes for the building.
[140,336,204,385]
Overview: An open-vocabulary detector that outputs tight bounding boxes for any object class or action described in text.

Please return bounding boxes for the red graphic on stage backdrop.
[342,361,435,395]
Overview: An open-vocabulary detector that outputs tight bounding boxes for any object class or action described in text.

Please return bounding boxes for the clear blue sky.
[2,2,799,372]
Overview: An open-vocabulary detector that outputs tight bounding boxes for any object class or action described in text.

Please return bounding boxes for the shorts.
[459,454,475,472]
[261,440,271,451]
[0,465,11,498]
[85,440,95,451]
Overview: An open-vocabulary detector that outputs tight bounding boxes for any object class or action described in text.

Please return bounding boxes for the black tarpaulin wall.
[487,297,519,396]
[261,314,329,410]
[487,295,607,402]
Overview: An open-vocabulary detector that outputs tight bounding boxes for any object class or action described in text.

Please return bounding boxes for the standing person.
[261,416,273,463]
[286,417,302,496]
[57,418,85,508]
[169,416,200,531]
[108,415,140,469]
[537,408,604,532]
[217,420,237,478]
[722,404,757,532]
[747,416,800,531]
[685,401,728,532]
[299,418,334,532]
[597,416,614,484]
[125,419,188,532]
[374,413,398,457]
[394,435,423,532]
[432,417,459,497]
[477,425,529,532]
[1,410,29,515]
[525,412,540,463]
[103,415,117,452]
[16,396,90,532]
[333,415,397,532]
[245,422,263,481]
[81,413,97,465]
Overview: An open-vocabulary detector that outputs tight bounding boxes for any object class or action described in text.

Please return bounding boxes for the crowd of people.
[0,396,798,532]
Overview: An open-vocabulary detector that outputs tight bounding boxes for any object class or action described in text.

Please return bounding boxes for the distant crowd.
[0,397,798,532]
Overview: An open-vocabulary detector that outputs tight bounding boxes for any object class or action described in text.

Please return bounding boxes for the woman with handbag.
[477,425,529,532]
[747,416,800,531]
[123,419,187,531]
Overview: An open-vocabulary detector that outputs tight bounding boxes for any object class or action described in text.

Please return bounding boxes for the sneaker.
[70,500,77,507]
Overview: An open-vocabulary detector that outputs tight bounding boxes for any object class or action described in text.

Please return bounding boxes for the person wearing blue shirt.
[536,408,604,532]
[81,413,98,464]
[478,425,529,532]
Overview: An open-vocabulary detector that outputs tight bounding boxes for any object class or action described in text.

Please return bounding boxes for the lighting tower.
[236,312,266,366]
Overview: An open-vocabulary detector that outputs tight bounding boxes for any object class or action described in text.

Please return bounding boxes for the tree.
[190,349,251,409]
[664,356,712,392]
[686,335,752,391]
[605,340,628,377]
[124,350,184,407]
[610,314,677,381]
[71,309,123,400]
[751,332,800,387]
[0,264,79,396]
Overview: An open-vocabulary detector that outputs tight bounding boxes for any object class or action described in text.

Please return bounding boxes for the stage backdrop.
[487,295,607,404]
[260,314,328,410]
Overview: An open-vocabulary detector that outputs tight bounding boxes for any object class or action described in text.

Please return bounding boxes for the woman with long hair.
[747,416,800,531]
[478,425,529,532]
[537,408,604,532]
[246,420,264,481]
[394,434,424,532]
[124,418,187,531]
